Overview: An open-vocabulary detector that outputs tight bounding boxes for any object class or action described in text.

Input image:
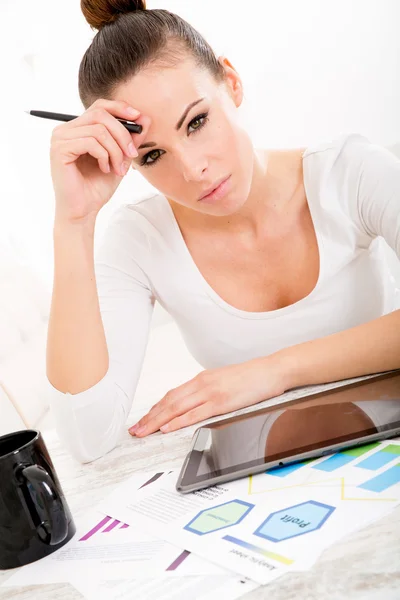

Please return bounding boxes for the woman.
[46,0,400,463]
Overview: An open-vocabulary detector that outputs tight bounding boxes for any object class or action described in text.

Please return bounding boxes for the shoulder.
[95,193,174,272]
[100,193,173,247]
[109,193,171,232]
[302,132,400,205]
[302,133,400,251]
[303,132,374,164]
[302,132,399,176]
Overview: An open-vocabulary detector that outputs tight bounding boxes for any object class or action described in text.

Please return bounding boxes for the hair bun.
[81,0,147,30]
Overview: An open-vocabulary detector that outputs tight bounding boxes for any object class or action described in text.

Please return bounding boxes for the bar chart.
[355,444,400,470]
[265,442,400,494]
[312,442,380,473]
[79,515,130,541]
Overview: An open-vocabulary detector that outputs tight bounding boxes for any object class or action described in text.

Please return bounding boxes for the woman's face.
[113,55,255,217]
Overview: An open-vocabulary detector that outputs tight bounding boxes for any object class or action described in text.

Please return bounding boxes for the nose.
[177,148,208,182]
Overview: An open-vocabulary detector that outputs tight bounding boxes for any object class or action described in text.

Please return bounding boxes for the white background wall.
[1,0,400,432]
[1,0,400,287]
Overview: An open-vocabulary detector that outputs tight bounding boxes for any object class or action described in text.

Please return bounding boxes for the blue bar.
[312,453,353,472]
[359,464,400,493]
[266,462,306,477]
[356,452,397,471]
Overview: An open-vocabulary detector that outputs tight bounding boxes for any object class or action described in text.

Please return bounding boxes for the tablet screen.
[180,370,400,487]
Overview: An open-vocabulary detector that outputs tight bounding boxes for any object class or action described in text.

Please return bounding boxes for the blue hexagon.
[254,500,335,542]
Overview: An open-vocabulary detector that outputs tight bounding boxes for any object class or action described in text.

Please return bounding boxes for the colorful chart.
[356,444,400,471]
[254,500,335,542]
[78,472,168,541]
[312,442,380,472]
[263,442,393,478]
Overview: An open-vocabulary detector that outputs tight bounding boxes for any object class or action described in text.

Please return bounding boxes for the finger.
[57,99,139,158]
[74,107,138,160]
[132,377,202,431]
[91,100,152,155]
[91,98,141,123]
[133,390,207,437]
[161,403,215,433]
[53,137,112,175]
[60,124,128,176]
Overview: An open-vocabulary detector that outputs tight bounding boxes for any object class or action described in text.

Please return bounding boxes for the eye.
[188,113,209,134]
[141,149,163,167]
[140,112,209,167]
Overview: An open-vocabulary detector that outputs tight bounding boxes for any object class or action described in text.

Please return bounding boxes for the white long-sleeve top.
[47,133,400,463]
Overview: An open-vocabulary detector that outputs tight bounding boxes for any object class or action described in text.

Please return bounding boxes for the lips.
[198,176,230,201]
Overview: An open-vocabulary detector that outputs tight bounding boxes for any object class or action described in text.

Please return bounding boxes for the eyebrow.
[137,97,206,150]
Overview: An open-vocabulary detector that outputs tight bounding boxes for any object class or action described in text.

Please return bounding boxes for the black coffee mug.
[0,429,76,569]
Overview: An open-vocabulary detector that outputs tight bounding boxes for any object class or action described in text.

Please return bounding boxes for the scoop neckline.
[163,150,325,320]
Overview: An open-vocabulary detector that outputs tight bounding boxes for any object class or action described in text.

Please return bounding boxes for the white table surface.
[1,376,400,600]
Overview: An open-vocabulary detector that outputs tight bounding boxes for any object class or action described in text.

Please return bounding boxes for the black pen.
[25,110,143,134]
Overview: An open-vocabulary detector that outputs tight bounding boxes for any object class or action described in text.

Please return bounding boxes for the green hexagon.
[184,499,254,535]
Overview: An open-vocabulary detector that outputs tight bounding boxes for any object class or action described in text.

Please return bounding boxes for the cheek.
[212,117,241,154]
[140,160,186,200]
[218,118,252,170]
[144,168,175,193]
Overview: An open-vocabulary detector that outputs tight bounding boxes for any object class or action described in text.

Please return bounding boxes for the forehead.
[113,57,220,117]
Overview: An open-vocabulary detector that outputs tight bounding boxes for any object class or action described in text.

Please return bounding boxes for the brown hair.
[79,0,226,108]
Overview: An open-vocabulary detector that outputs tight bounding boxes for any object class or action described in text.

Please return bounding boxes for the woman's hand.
[129,355,288,437]
[50,98,151,224]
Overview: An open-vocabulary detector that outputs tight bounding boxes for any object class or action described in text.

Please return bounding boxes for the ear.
[217,56,244,107]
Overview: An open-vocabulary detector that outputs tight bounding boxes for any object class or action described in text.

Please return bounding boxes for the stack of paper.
[4,439,400,598]
[3,471,259,599]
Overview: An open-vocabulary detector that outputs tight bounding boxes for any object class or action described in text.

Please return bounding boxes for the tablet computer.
[176,369,400,494]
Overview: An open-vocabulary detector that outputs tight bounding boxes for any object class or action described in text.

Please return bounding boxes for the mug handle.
[17,464,69,546]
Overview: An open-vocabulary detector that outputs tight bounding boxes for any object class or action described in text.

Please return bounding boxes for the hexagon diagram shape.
[184,499,254,535]
[254,500,335,542]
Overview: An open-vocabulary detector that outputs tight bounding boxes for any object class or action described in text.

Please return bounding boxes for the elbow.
[56,403,127,464]
[53,403,127,464]
[46,375,130,464]
[62,437,121,465]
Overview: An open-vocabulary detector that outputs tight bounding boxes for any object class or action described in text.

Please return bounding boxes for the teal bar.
[359,464,400,493]
[266,462,307,477]
[313,453,353,472]
[357,452,396,471]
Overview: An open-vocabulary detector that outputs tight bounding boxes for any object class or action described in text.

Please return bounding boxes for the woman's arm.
[278,308,400,389]
[131,310,400,438]
[266,137,400,392]
[47,216,109,393]
[47,210,155,462]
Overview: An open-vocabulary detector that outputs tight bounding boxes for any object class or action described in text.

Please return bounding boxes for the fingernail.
[128,143,138,158]
[135,426,146,436]
[126,107,140,117]
[121,161,129,176]
[160,424,169,433]
[129,424,138,434]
